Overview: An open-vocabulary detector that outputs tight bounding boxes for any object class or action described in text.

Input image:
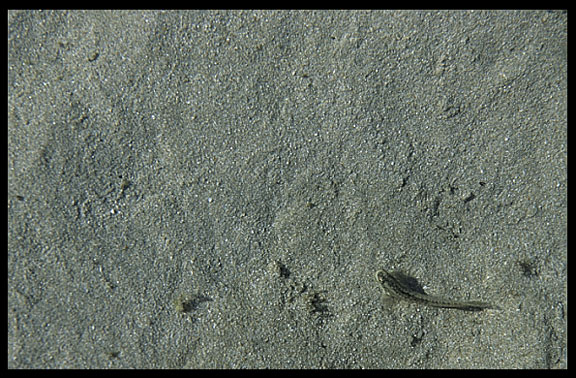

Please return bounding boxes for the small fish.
[375,269,499,312]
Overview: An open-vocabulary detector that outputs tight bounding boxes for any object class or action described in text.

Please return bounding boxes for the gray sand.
[8,10,566,368]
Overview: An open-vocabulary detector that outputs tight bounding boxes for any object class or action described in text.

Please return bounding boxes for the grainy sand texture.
[8,10,566,368]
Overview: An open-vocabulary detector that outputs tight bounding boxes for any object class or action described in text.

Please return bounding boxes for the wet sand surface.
[8,10,566,368]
